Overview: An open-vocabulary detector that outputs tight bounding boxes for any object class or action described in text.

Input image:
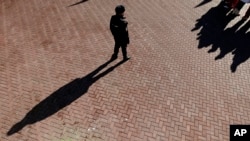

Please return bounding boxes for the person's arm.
[110,16,120,36]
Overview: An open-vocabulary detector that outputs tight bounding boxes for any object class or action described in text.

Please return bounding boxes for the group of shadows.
[6,0,250,137]
[193,1,250,72]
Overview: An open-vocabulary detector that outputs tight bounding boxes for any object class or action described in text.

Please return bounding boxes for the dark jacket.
[110,15,129,44]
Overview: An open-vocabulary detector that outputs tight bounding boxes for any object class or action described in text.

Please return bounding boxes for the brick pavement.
[1,0,250,140]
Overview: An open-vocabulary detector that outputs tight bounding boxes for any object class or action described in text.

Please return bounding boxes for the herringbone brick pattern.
[1,0,250,140]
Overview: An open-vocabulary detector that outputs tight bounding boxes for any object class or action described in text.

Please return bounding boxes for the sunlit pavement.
[1,0,250,140]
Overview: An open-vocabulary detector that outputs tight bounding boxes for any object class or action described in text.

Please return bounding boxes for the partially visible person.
[231,0,250,15]
[223,0,239,8]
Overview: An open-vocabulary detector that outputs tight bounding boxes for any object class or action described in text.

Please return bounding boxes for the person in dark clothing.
[223,0,239,8]
[110,5,130,60]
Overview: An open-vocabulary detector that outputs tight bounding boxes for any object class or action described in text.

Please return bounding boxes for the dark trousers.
[113,42,127,58]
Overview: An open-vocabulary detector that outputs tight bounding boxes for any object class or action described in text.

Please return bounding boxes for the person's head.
[115,5,125,16]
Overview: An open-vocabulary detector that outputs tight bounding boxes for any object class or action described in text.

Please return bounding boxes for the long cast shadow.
[230,21,250,72]
[7,58,129,136]
[194,0,212,8]
[210,19,250,72]
[213,19,245,61]
[68,0,88,7]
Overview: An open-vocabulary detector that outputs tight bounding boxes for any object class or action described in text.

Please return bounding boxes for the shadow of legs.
[7,59,129,136]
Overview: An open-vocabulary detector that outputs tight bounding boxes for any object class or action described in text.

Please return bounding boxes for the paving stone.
[1,0,250,141]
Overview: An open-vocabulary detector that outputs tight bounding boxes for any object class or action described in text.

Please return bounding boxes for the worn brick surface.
[1,0,250,140]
